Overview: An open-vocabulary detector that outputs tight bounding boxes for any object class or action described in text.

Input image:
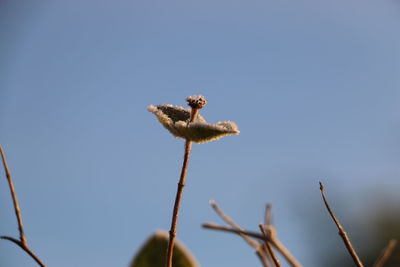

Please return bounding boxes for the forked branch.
[202,222,301,267]
[209,200,269,267]
[0,145,46,267]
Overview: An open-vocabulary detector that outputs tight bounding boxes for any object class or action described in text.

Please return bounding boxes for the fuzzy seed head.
[186,95,207,109]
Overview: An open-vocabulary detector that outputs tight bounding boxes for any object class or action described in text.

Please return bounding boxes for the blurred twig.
[0,145,46,267]
[265,203,273,226]
[261,203,281,267]
[259,224,281,267]
[202,222,302,267]
[209,200,269,267]
[319,182,363,267]
[373,239,397,267]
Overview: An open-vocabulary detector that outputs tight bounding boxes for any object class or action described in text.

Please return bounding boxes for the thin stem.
[267,230,302,267]
[265,203,272,226]
[189,108,199,122]
[166,107,199,267]
[209,200,269,267]
[259,225,281,267]
[319,182,363,267]
[203,222,265,239]
[1,236,46,267]
[373,239,397,267]
[0,145,46,267]
[166,140,192,267]
[262,203,279,266]
[0,145,26,245]
[256,250,271,267]
[202,222,302,267]
[209,200,259,248]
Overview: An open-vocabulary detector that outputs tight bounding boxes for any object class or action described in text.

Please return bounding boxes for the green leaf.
[130,230,199,267]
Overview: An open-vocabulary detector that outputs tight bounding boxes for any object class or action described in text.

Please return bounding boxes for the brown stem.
[373,239,397,267]
[1,236,46,267]
[261,244,274,267]
[256,250,271,267]
[166,107,199,267]
[209,200,269,267]
[259,224,281,267]
[189,108,199,122]
[267,229,302,267]
[262,203,279,266]
[264,203,272,226]
[0,145,27,245]
[202,222,302,267]
[319,182,363,267]
[0,145,46,267]
[203,222,265,239]
[209,200,258,246]
[166,140,192,267]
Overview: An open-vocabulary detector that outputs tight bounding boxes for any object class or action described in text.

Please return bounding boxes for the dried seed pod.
[148,100,239,144]
[186,95,207,109]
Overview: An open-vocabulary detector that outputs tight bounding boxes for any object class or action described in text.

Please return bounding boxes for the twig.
[0,236,46,267]
[203,222,302,267]
[166,140,193,267]
[263,203,301,267]
[265,203,272,226]
[262,203,280,267]
[319,182,363,267]
[203,222,264,239]
[373,239,397,267]
[0,145,26,245]
[259,224,281,267]
[166,97,207,267]
[209,200,258,247]
[209,200,269,267]
[267,229,302,267]
[0,145,46,267]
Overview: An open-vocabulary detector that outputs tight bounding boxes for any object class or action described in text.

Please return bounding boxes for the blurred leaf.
[131,230,199,267]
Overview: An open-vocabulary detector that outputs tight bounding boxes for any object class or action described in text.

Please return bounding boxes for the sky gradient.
[1,0,400,266]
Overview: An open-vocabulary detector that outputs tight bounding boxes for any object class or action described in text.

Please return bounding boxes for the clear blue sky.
[1,0,400,266]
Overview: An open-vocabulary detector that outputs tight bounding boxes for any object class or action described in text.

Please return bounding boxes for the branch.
[373,239,397,267]
[264,203,272,226]
[262,203,280,267]
[166,140,193,267]
[209,200,259,248]
[319,182,363,267]
[1,236,46,267]
[203,222,264,239]
[0,145,46,267]
[0,145,26,245]
[202,222,302,267]
[259,224,281,267]
[208,200,269,267]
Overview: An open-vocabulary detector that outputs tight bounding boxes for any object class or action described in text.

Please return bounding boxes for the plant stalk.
[166,107,198,267]
[0,145,46,267]
[319,182,363,267]
[166,140,192,267]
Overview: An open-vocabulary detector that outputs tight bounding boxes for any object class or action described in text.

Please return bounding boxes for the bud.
[186,95,207,110]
